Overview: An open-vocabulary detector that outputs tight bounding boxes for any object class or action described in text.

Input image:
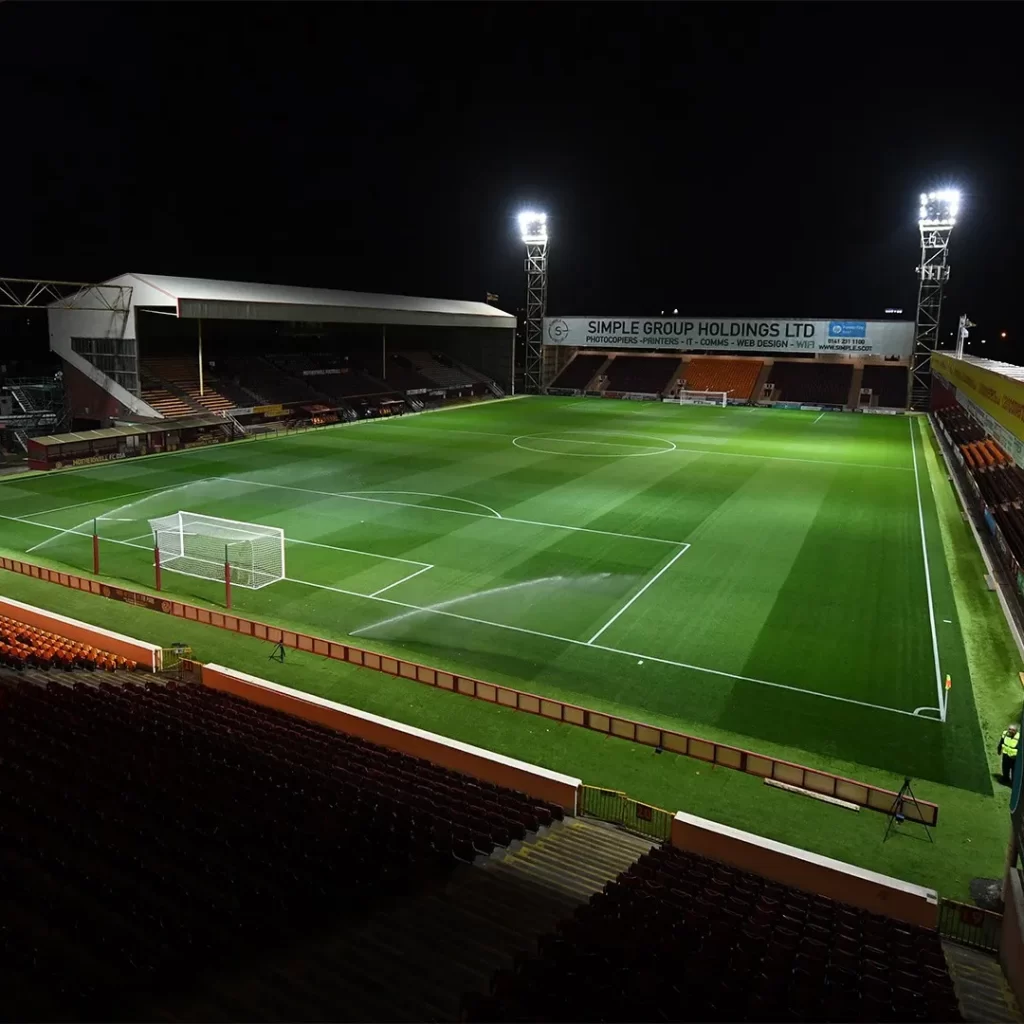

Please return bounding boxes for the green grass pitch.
[0,397,988,796]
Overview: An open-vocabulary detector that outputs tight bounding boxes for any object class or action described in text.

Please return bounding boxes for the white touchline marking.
[909,417,945,722]
[813,412,826,425]
[368,564,434,598]
[586,544,691,644]
[220,477,683,545]
[283,574,931,721]
[286,536,431,567]
[14,483,174,519]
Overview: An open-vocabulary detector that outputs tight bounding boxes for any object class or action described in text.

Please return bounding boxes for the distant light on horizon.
[885,308,904,314]
[1002,331,1008,338]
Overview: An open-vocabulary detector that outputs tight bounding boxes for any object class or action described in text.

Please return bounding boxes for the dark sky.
[2,2,1021,358]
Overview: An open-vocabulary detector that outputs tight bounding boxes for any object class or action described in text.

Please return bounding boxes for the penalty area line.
[282,573,930,721]
[586,543,691,644]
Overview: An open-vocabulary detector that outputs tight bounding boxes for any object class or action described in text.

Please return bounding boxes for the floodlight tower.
[911,189,960,409]
[519,211,549,393]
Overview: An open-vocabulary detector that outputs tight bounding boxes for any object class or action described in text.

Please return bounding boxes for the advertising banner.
[543,316,913,357]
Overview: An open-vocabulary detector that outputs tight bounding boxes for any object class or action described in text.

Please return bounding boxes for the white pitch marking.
[369,422,913,472]
[283,574,931,721]
[14,483,173,519]
[943,619,952,624]
[367,564,434,598]
[98,517,137,522]
[909,417,945,721]
[4,515,154,553]
[341,490,502,518]
[512,432,678,458]
[286,536,431,567]
[220,477,684,545]
[812,411,826,425]
[587,544,691,644]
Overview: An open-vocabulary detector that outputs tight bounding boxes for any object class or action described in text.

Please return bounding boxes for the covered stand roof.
[113,273,515,330]
[29,414,227,448]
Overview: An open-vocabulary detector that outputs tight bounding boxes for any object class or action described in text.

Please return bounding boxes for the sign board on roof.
[542,317,913,357]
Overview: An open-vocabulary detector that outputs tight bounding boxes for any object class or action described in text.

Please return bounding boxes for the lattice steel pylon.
[518,212,549,393]
[911,191,959,410]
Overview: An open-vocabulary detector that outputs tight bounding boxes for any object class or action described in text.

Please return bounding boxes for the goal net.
[148,511,285,590]
[675,389,728,407]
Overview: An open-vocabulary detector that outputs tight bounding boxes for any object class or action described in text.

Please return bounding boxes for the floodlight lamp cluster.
[518,211,548,244]
[919,189,960,227]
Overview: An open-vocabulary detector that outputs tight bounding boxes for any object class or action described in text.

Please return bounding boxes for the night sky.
[1,3,1021,360]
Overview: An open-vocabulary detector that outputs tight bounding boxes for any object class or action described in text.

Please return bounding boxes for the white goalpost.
[675,389,729,407]
[148,511,285,590]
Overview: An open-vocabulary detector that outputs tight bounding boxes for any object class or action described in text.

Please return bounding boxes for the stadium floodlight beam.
[519,209,549,393]
[911,186,960,409]
[518,211,548,244]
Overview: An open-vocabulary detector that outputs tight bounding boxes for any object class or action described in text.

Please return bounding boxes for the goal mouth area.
[676,390,729,407]
[159,553,281,590]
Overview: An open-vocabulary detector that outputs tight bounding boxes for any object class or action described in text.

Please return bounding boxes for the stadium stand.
[549,353,606,390]
[264,354,394,401]
[861,364,910,408]
[936,405,1024,569]
[681,357,764,401]
[0,672,572,1021]
[767,361,853,406]
[0,614,138,672]
[383,353,438,392]
[466,842,961,1023]
[400,351,489,390]
[217,355,327,405]
[141,357,253,415]
[603,355,678,394]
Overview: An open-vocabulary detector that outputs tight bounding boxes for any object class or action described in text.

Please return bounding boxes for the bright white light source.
[518,211,548,244]
[919,188,961,226]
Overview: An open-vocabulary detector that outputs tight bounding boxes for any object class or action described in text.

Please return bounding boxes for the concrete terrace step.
[944,942,1024,1024]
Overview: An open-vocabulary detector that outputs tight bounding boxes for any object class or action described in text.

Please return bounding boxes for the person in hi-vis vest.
[998,724,1020,785]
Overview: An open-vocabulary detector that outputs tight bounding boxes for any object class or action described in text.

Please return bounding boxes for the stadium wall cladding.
[543,316,914,357]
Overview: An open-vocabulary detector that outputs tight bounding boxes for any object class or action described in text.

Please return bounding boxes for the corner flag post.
[944,674,952,718]
[92,518,100,575]
[224,544,232,610]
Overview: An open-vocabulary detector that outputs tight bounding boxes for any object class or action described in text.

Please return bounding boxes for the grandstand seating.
[141,357,251,415]
[861,364,910,408]
[603,355,678,394]
[549,353,606,390]
[0,673,563,1020]
[681,357,764,401]
[468,842,960,1023]
[936,405,1024,573]
[218,355,327,405]
[0,615,138,672]
[400,351,489,390]
[382,353,437,392]
[767,361,853,405]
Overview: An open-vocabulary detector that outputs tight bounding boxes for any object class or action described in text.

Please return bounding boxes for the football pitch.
[0,397,987,794]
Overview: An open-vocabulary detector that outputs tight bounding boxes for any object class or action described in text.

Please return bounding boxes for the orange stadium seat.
[681,357,763,401]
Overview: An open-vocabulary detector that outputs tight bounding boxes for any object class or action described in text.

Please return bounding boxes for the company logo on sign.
[828,321,867,339]
[546,319,569,342]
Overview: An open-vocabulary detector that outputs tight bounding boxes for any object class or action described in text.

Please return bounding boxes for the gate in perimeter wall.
[579,785,674,842]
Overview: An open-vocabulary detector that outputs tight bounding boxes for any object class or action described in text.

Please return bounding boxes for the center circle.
[511,431,677,458]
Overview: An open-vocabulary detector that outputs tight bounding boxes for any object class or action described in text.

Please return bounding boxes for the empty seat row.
[467,843,960,1023]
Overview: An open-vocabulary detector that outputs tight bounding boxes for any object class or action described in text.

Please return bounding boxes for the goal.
[675,389,729,407]
[148,511,285,589]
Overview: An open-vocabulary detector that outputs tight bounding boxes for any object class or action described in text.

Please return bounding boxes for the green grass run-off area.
[1,397,1020,898]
